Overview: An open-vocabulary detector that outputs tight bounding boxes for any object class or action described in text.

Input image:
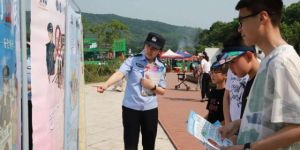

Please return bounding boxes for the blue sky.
[27,0,300,29]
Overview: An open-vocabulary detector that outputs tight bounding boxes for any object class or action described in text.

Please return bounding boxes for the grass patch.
[85,75,111,84]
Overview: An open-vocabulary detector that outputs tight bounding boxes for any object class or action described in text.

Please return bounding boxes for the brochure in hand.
[187,111,233,150]
[141,65,164,97]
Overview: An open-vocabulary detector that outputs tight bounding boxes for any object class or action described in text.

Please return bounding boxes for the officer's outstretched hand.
[141,74,154,89]
[93,84,107,93]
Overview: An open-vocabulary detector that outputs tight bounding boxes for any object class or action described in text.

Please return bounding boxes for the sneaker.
[191,88,198,91]
[200,99,205,102]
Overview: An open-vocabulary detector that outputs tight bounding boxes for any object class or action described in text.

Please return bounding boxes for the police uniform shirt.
[118,52,166,111]
[46,42,55,74]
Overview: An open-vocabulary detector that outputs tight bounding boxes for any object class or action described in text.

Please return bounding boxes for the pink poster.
[30,0,66,149]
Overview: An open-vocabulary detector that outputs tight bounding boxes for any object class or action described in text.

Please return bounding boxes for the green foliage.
[198,19,239,48]
[281,22,300,44]
[81,13,197,52]
[89,19,130,52]
[84,58,122,83]
[282,2,300,25]
[184,48,197,55]
[82,17,89,39]
[281,21,300,54]
[89,21,109,50]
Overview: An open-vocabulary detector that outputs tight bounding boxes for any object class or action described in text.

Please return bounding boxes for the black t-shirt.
[240,76,256,119]
[206,88,225,124]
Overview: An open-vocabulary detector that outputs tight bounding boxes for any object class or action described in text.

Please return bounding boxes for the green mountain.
[26,11,199,53]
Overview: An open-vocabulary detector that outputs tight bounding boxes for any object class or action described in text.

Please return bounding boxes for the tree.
[281,2,300,55]
[281,21,300,55]
[82,17,89,39]
[89,19,131,58]
[209,21,226,31]
[104,19,130,50]
[281,2,300,25]
[89,21,109,51]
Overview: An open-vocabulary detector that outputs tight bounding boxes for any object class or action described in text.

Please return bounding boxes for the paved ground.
[85,82,175,150]
[157,73,207,150]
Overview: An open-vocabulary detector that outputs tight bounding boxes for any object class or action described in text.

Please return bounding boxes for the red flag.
[120,52,124,62]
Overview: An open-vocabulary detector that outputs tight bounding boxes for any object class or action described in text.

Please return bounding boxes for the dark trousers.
[28,101,33,150]
[202,73,210,99]
[122,106,158,150]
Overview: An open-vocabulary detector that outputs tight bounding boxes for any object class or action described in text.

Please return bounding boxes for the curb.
[158,118,180,150]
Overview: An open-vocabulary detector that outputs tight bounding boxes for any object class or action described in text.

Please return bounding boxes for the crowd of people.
[94,0,300,149]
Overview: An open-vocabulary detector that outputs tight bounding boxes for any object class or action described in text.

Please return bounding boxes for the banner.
[0,0,21,149]
[64,3,81,150]
[31,0,66,149]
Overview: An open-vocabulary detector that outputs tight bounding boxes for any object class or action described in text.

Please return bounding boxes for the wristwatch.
[244,143,253,150]
[150,85,156,91]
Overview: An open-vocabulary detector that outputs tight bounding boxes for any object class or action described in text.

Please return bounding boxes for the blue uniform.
[46,42,55,75]
[118,52,166,111]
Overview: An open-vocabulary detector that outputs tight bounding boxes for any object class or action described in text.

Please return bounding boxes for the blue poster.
[64,3,82,150]
[0,0,21,149]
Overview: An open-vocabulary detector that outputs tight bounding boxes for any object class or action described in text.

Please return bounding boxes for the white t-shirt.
[201,59,210,73]
[257,52,265,60]
[226,69,249,121]
[238,45,300,149]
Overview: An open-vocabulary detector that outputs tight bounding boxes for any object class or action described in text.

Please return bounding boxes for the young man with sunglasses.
[218,0,300,150]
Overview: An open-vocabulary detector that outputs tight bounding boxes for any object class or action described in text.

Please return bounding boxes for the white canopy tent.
[160,49,184,72]
[161,49,184,58]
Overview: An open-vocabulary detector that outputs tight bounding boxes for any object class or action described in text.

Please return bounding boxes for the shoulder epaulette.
[133,54,142,57]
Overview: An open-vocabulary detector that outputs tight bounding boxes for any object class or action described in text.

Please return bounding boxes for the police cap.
[47,23,53,33]
[144,32,166,50]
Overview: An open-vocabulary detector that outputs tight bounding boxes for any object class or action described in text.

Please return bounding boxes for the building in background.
[83,38,126,65]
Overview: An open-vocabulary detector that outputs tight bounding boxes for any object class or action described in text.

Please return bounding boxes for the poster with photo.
[64,3,81,150]
[0,0,21,149]
[31,0,66,149]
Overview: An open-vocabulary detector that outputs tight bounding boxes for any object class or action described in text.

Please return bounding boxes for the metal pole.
[171,58,172,73]
[64,2,69,149]
[72,0,81,13]
[20,0,29,149]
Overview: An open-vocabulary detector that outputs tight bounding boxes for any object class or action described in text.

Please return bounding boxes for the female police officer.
[93,32,166,150]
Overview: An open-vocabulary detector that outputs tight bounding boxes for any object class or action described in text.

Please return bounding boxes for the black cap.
[144,32,166,50]
[2,65,9,82]
[47,23,53,33]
